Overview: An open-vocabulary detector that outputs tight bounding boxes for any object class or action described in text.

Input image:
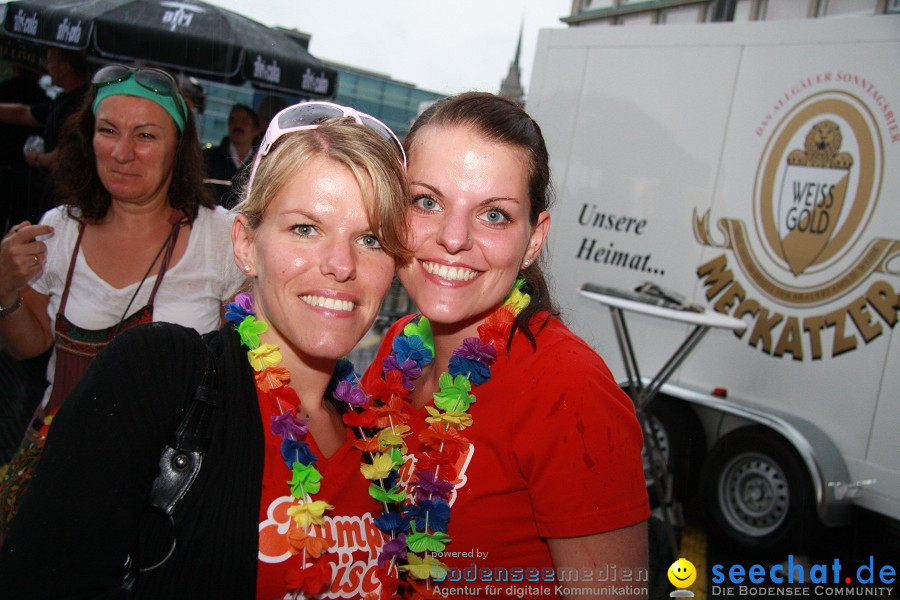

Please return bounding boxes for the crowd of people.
[0,50,649,600]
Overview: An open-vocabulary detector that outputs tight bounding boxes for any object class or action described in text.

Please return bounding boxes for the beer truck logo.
[777,119,853,277]
[755,91,887,304]
[695,89,899,360]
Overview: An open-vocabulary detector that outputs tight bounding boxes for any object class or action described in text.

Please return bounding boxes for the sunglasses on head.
[92,64,186,119]
[245,101,406,195]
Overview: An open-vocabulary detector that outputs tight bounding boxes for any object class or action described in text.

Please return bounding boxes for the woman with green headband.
[0,103,412,598]
[0,64,245,537]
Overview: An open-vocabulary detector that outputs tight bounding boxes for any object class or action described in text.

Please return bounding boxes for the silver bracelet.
[0,292,22,317]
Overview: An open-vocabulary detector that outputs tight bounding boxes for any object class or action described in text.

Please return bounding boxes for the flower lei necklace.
[351,279,531,598]
[225,280,530,599]
[224,292,369,597]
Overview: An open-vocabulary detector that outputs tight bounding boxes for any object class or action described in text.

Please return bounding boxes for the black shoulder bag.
[122,344,221,590]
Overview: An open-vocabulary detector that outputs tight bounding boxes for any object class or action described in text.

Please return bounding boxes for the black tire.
[700,426,819,558]
[641,396,705,507]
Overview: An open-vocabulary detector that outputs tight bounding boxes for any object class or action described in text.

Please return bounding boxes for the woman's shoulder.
[511,314,618,380]
[105,321,208,360]
[184,206,237,265]
[506,317,634,422]
[201,204,235,220]
[100,323,242,387]
[71,322,216,413]
[191,207,245,296]
[518,314,597,357]
[194,204,236,229]
[39,205,78,228]
[115,322,241,354]
[192,205,237,251]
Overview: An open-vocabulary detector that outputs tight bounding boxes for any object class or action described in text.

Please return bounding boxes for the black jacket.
[0,323,263,599]
[203,138,251,209]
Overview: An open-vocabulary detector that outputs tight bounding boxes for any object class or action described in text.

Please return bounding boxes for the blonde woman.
[0,103,410,599]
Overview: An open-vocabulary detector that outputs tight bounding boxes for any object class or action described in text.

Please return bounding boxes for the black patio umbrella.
[1,0,337,98]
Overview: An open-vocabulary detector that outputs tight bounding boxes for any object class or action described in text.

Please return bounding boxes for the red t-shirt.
[361,314,650,599]
[256,388,384,600]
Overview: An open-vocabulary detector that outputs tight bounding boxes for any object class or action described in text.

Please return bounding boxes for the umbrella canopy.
[1,0,337,98]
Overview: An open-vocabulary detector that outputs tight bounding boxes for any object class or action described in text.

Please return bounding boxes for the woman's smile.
[398,123,547,335]
[234,154,395,361]
[419,259,480,282]
[299,293,356,313]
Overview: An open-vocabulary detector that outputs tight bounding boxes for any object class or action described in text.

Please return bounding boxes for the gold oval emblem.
[752,91,883,305]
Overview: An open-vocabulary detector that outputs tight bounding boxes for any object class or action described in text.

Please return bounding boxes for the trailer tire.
[642,397,704,507]
[700,426,817,557]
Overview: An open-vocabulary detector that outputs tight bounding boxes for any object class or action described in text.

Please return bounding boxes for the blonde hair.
[232,118,410,259]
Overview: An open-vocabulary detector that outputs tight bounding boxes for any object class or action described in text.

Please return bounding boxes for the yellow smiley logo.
[668,558,697,588]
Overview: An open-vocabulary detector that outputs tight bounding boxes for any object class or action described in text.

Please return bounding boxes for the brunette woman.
[360,93,650,600]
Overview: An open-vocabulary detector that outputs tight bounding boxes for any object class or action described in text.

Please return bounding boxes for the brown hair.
[55,77,214,223]
[405,92,557,351]
[232,117,410,260]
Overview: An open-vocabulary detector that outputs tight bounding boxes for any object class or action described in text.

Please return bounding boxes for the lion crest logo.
[778,119,854,276]
[787,120,854,169]
[695,91,889,308]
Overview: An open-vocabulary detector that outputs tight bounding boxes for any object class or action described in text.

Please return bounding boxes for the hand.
[0,221,55,303]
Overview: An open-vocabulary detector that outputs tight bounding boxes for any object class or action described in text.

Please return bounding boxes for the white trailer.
[527,15,900,556]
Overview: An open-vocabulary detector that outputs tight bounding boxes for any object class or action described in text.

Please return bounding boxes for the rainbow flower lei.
[225,279,530,599]
[353,279,531,598]
[224,292,367,597]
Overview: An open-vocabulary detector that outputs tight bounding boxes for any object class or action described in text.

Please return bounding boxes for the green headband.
[92,77,187,133]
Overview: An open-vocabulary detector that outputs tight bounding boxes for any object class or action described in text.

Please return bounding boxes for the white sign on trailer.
[528,15,899,553]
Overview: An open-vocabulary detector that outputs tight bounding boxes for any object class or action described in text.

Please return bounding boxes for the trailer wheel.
[700,426,817,557]
[642,397,704,506]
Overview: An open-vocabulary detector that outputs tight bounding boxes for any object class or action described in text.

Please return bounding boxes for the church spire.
[499,19,525,106]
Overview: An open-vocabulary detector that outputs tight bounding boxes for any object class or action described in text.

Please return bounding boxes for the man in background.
[0,48,91,223]
[204,103,259,208]
[0,63,46,232]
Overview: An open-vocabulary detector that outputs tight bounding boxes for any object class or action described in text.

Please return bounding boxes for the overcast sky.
[205,0,573,96]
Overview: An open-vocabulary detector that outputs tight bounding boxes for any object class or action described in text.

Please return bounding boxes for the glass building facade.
[330,63,445,140]
[197,62,444,149]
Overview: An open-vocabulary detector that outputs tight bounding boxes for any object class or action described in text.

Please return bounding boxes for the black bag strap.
[123,342,220,588]
[147,345,220,517]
